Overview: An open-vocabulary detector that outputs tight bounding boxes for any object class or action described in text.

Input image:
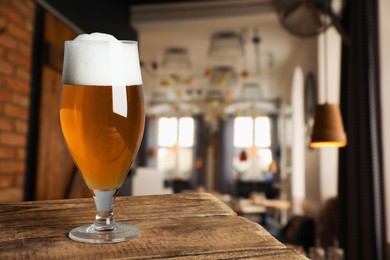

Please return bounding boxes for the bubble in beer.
[62,32,142,87]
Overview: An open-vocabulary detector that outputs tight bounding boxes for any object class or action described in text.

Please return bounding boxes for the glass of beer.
[59,33,145,243]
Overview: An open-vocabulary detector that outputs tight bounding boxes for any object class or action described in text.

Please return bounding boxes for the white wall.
[291,67,305,215]
[281,37,322,214]
[379,0,390,245]
[318,28,342,202]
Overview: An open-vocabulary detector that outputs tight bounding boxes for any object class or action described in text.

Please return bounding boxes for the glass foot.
[69,224,140,243]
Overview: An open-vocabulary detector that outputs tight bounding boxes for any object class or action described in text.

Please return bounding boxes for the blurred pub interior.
[0,0,389,259]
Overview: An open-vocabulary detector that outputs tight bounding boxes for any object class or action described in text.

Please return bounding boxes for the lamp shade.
[162,48,190,69]
[209,31,243,60]
[310,103,347,148]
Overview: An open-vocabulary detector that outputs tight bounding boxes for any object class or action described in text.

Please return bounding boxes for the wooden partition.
[34,11,88,200]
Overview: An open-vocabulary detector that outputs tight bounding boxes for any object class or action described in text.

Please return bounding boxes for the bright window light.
[255,117,271,147]
[157,116,195,181]
[258,149,273,166]
[178,149,193,174]
[157,148,175,171]
[158,117,177,147]
[178,117,194,147]
[234,117,253,148]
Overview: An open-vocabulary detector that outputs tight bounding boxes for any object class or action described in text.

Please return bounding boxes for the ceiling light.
[310,103,347,148]
[310,16,347,148]
[241,82,262,101]
[209,31,243,60]
[162,48,191,69]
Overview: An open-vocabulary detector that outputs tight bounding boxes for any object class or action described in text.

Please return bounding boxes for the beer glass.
[60,34,145,243]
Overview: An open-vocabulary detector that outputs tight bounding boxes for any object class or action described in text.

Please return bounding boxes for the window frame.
[156,116,196,181]
[233,115,277,182]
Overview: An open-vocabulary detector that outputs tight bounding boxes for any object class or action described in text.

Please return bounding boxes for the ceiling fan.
[275,0,349,44]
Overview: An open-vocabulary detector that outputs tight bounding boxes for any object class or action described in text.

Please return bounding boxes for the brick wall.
[0,0,35,201]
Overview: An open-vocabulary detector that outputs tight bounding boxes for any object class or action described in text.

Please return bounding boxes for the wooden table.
[0,193,307,259]
[250,198,291,225]
[233,198,267,215]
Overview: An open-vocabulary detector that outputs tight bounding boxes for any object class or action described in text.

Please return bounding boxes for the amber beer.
[61,34,144,243]
[60,84,144,190]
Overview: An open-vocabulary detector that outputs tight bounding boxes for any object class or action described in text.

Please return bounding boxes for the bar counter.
[0,193,307,259]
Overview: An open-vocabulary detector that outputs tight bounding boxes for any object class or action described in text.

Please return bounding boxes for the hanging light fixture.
[209,31,243,60]
[161,47,191,70]
[310,11,347,148]
[310,103,347,148]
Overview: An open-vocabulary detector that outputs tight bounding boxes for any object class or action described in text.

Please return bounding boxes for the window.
[157,117,195,180]
[234,117,253,148]
[233,116,275,181]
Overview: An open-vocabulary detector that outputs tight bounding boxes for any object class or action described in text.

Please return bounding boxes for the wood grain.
[35,11,89,200]
[0,193,307,259]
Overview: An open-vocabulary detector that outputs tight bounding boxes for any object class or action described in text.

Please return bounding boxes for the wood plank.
[0,216,305,259]
[0,193,235,225]
[167,249,307,259]
[36,66,75,199]
[35,11,88,200]
[0,193,307,259]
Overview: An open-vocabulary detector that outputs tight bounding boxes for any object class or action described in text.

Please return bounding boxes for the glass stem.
[91,189,118,231]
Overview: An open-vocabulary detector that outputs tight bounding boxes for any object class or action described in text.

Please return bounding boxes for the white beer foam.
[62,32,142,86]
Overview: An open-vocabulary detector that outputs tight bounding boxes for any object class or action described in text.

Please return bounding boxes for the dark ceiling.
[40,0,206,40]
[130,0,203,5]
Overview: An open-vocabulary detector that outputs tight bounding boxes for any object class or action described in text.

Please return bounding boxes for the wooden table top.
[0,193,307,259]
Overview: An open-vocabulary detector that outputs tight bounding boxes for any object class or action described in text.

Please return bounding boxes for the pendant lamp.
[309,16,347,148]
[310,103,347,148]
